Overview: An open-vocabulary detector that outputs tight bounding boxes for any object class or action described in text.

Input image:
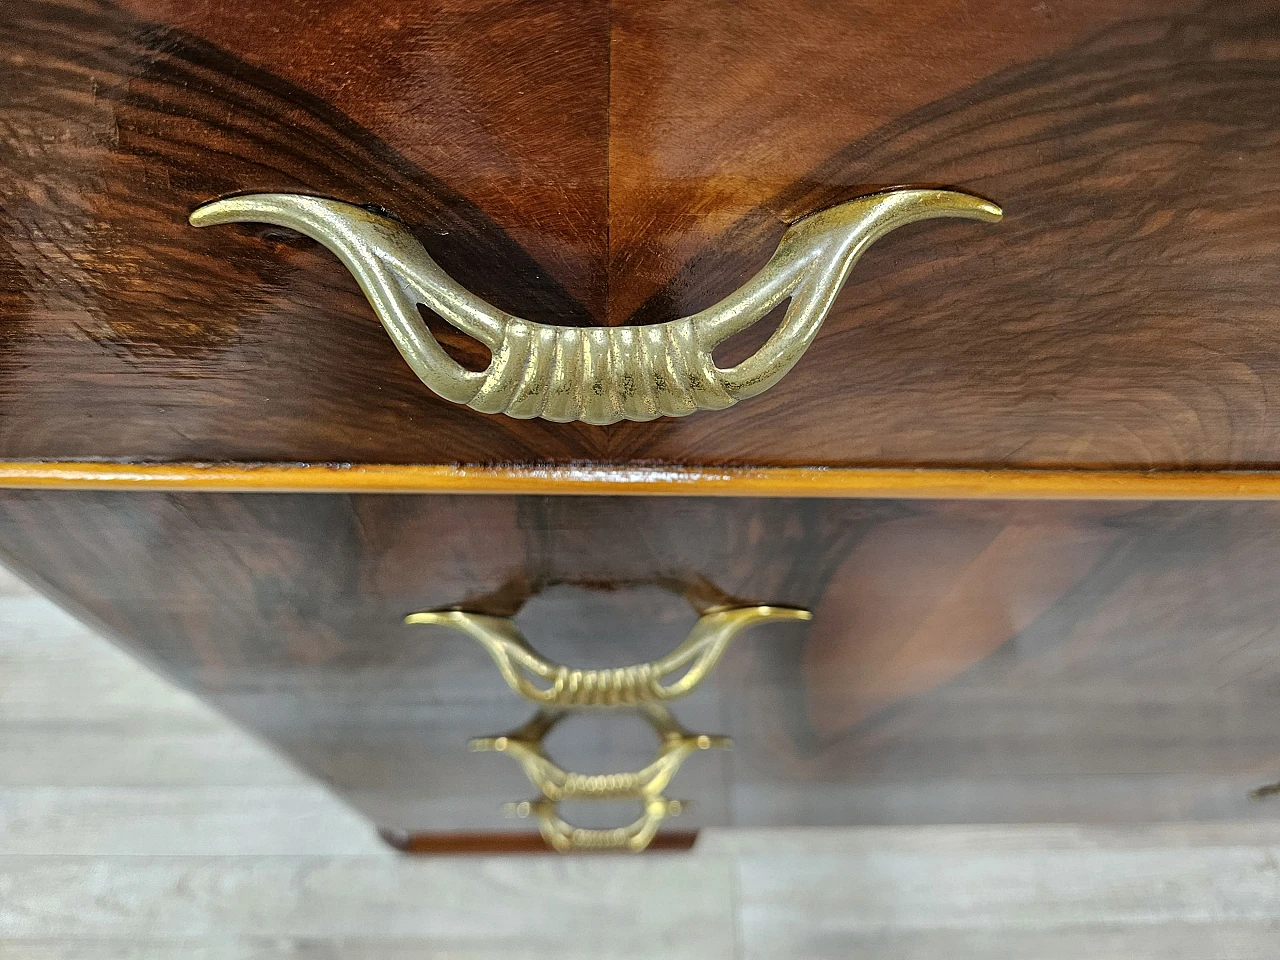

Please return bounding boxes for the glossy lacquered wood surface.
[1,490,1278,835]
[3,0,1280,471]
[6,460,1280,499]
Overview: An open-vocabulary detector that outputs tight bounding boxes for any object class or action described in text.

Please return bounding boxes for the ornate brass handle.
[479,706,724,852]
[406,604,811,706]
[506,796,684,853]
[190,188,1000,424]
[471,705,730,801]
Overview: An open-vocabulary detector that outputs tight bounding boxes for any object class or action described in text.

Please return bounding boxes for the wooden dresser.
[4,0,1280,853]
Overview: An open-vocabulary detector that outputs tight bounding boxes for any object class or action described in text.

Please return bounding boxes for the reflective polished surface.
[2,491,1279,847]
[5,0,1280,469]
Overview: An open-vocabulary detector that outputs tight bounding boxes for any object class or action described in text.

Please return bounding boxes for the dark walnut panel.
[1,490,1278,834]
[0,0,600,464]
[116,0,613,319]
[122,0,1168,325]
[605,0,1188,322]
[3,0,1280,468]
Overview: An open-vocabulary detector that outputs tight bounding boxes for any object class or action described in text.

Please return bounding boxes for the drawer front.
[2,491,1278,849]
[3,0,1280,471]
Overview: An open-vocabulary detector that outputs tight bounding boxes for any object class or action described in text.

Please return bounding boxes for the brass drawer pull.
[470,705,730,801]
[406,604,810,706]
[191,188,999,424]
[506,796,684,854]
[479,706,725,853]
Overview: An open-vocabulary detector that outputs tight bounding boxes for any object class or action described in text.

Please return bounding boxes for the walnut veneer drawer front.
[4,0,1280,854]
[3,492,1280,851]
[3,0,1280,474]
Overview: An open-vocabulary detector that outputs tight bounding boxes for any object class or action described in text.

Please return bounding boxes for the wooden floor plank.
[724,825,1280,959]
[0,662,219,723]
[0,723,307,788]
[0,855,737,958]
[0,941,710,960]
[0,787,385,856]
[726,923,1280,960]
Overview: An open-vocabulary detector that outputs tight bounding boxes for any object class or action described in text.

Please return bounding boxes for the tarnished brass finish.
[505,796,684,853]
[419,597,806,849]
[405,604,812,706]
[191,189,1000,424]
[479,706,725,852]
[470,705,730,801]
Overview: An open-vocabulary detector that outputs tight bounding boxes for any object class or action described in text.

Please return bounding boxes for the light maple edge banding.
[0,461,1279,499]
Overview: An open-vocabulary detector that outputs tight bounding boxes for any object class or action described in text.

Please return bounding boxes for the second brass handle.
[479,706,724,853]
[506,797,684,853]
[406,605,811,706]
[471,705,730,801]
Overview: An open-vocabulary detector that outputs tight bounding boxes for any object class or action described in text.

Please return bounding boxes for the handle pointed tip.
[187,201,224,228]
[975,198,1003,221]
[188,193,337,230]
[756,605,814,622]
[405,611,454,626]
[189,196,269,229]
[928,189,1002,223]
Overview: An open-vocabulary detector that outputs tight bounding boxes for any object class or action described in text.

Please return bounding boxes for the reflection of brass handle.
[482,706,723,852]
[406,605,811,706]
[471,705,730,801]
[506,797,683,853]
[191,189,1000,425]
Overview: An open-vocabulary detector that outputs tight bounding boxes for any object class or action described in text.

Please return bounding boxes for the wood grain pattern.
[620,1,1280,467]
[1,490,1279,835]
[3,0,1280,470]
[116,0,613,320]
[605,0,1189,323]
[723,824,1280,960]
[0,855,736,952]
[0,0,597,465]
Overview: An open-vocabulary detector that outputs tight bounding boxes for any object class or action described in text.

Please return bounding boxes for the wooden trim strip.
[1,461,1280,498]
[379,829,699,855]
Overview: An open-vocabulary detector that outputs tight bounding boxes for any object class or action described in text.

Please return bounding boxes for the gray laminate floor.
[1,565,1278,958]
